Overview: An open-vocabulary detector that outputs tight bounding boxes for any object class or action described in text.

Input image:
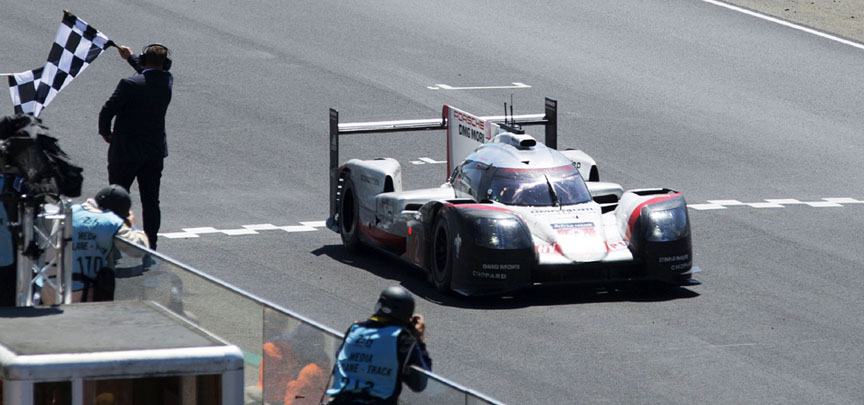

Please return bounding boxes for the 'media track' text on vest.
[328,324,402,399]
[71,205,122,289]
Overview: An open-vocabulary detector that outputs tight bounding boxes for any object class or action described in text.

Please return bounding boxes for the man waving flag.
[7,10,114,117]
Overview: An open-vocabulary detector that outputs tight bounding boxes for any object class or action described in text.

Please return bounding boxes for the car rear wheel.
[340,177,362,252]
[431,214,453,292]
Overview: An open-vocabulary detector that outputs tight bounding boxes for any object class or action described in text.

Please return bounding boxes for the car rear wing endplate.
[328,98,559,230]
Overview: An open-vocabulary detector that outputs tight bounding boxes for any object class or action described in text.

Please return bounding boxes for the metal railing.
[112,239,505,405]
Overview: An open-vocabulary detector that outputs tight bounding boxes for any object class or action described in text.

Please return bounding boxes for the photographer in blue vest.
[326,286,432,404]
[41,185,149,304]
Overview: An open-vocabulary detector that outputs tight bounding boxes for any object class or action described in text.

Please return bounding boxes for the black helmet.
[95,185,131,219]
[374,286,415,323]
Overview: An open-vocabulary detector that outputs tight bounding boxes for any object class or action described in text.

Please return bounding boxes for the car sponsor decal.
[556,227,596,237]
[529,206,593,216]
[605,241,629,252]
[472,271,508,280]
[550,222,594,229]
[455,119,487,143]
[659,254,693,271]
[473,263,518,280]
[452,110,486,131]
[445,105,500,178]
[535,243,563,255]
[659,254,690,263]
[670,262,692,271]
[453,233,462,259]
[481,263,521,270]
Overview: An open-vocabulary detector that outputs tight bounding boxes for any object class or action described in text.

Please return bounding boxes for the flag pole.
[0,73,15,76]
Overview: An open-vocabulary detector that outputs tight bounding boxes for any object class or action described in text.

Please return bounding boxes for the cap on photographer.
[325,285,432,404]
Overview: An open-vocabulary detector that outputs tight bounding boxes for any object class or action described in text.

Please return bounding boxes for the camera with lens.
[0,114,83,203]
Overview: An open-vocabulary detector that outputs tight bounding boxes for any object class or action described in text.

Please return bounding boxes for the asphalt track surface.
[3,1,863,403]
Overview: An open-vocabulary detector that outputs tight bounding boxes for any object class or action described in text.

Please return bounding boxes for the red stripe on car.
[360,222,406,250]
[625,194,680,240]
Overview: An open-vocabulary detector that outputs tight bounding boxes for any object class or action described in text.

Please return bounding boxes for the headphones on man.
[139,43,172,71]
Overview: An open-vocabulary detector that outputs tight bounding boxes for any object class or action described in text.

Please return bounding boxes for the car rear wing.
[328,97,559,227]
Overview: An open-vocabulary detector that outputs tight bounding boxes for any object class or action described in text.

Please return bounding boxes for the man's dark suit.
[99,55,172,248]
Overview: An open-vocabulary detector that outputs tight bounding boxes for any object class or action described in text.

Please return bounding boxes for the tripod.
[12,195,74,306]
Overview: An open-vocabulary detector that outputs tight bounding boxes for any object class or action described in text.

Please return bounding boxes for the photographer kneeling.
[42,185,149,304]
[326,286,432,404]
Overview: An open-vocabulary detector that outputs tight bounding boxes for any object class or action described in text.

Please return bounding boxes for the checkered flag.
[7,10,114,117]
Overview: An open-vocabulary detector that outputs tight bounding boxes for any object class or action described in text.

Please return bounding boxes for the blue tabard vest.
[0,178,11,267]
[327,324,403,400]
[71,204,123,290]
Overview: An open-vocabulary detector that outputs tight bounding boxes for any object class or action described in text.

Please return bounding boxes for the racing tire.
[430,214,454,292]
[339,177,362,253]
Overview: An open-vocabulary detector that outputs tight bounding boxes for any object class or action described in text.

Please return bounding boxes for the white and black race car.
[326,99,700,295]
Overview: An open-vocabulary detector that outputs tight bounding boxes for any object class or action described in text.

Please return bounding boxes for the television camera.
[0,114,82,203]
[1,114,83,306]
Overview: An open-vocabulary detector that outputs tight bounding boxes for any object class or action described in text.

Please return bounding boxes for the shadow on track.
[312,244,700,310]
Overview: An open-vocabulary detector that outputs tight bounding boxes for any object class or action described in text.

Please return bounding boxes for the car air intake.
[493,132,537,149]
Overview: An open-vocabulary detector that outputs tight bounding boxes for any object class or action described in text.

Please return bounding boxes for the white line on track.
[160,221,327,239]
[426,82,531,90]
[410,157,446,165]
[687,197,863,210]
[159,199,863,239]
[700,0,864,51]
[594,338,828,355]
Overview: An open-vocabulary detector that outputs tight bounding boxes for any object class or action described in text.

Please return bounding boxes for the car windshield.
[487,165,591,206]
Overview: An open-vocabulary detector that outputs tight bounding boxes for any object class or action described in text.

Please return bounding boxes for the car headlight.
[644,207,689,242]
[473,216,532,249]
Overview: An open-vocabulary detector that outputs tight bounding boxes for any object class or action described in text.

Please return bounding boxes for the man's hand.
[117,46,133,60]
[126,211,136,227]
[101,134,111,144]
[410,314,426,343]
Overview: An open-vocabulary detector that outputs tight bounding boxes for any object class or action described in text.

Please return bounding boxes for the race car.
[326,98,700,295]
